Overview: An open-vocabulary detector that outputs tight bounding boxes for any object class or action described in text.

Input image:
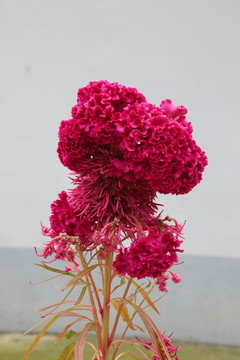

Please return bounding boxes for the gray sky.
[1,0,240,257]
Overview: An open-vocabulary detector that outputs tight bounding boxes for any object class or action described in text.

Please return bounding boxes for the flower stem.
[78,249,103,353]
[102,252,113,360]
[109,277,132,343]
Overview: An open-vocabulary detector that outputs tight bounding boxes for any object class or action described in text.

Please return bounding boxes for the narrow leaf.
[23,316,58,359]
[111,277,126,294]
[75,285,87,305]
[112,300,136,331]
[61,264,99,291]
[115,352,139,360]
[116,298,172,360]
[131,279,160,314]
[65,330,78,339]
[57,342,76,360]
[35,263,74,276]
[74,323,96,360]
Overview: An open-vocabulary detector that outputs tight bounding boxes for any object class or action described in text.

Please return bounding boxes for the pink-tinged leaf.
[44,282,79,317]
[23,316,58,359]
[74,322,96,360]
[60,264,99,291]
[115,352,139,360]
[116,298,172,360]
[35,263,74,277]
[111,277,126,294]
[57,342,76,360]
[17,316,56,338]
[33,301,76,313]
[131,279,160,314]
[112,300,137,330]
[56,319,81,343]
[74,285,87,304]
[112,339,150,359]
[55,311,94,343]
[30,274,63,285]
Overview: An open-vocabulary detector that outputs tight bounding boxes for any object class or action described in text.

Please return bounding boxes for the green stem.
[109,277,132,343]
[78,249,103,353]
[102,252,113,360]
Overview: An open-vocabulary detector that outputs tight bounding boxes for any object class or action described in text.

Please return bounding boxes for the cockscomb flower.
[35,233,80,266]
[37,191,93,263]
[137,332,181,360]
[68,174,158,228]
[46,191,92,239]
[57,80,207,196]
[113,218,183,287]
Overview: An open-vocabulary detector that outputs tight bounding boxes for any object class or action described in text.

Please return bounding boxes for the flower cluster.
[35,233,80,265]
[46,191,92,239]
[68,174,158,228]
[58,80,207,195]
[137,332,181,360]
[113,218,183,290]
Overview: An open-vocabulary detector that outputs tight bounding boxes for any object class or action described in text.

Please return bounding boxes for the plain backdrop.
[1,0,240,258]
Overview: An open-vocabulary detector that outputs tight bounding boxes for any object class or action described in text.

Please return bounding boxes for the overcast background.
[1,0,239,257]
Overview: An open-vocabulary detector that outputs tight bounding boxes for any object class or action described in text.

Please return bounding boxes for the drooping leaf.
[30,274,63,285]
[111,277,126,294]
[23,316,58,359]
[35,263,74,276]
[75,285,87,304]
[112,300,136,331]
[65,330,78,339]
[74,322,96,360]
[44,283,78,317]
[115,351,140,360]
[60,264,99,291]
[56,320,80,343]
[57,342,76,360]
[115,298,172,360]
[131,279,160,314]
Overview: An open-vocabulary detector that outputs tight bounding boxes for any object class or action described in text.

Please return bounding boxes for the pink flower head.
[152,332,181,360]
[138,332,181,360]
[68,174,158,228]
[46,191,92,240]
[113,218,183,283]
[35,233,80,265]
[39,191,93,262]
[57,80,207,196]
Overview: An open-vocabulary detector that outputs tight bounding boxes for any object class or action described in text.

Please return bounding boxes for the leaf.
[112,300,136,331]
[35,263,74,276]
[57,342,76,360]
[115,352,139,360]
[75,285,87,304]
[131,279,160,315]
[74,323,96,360]
[116,298,172,360]
[56,320,80,343]
[23,316,58,359]
[111,277,126,294]
[30,274,63,285]
[60,264,99,291]
[65,330,78,340]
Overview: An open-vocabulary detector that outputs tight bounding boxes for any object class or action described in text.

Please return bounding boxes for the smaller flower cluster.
[35,233,80,266]
[47,191,92,239]
[35,191,93,265]
[138,332,181,360]
[113,218,183,291]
